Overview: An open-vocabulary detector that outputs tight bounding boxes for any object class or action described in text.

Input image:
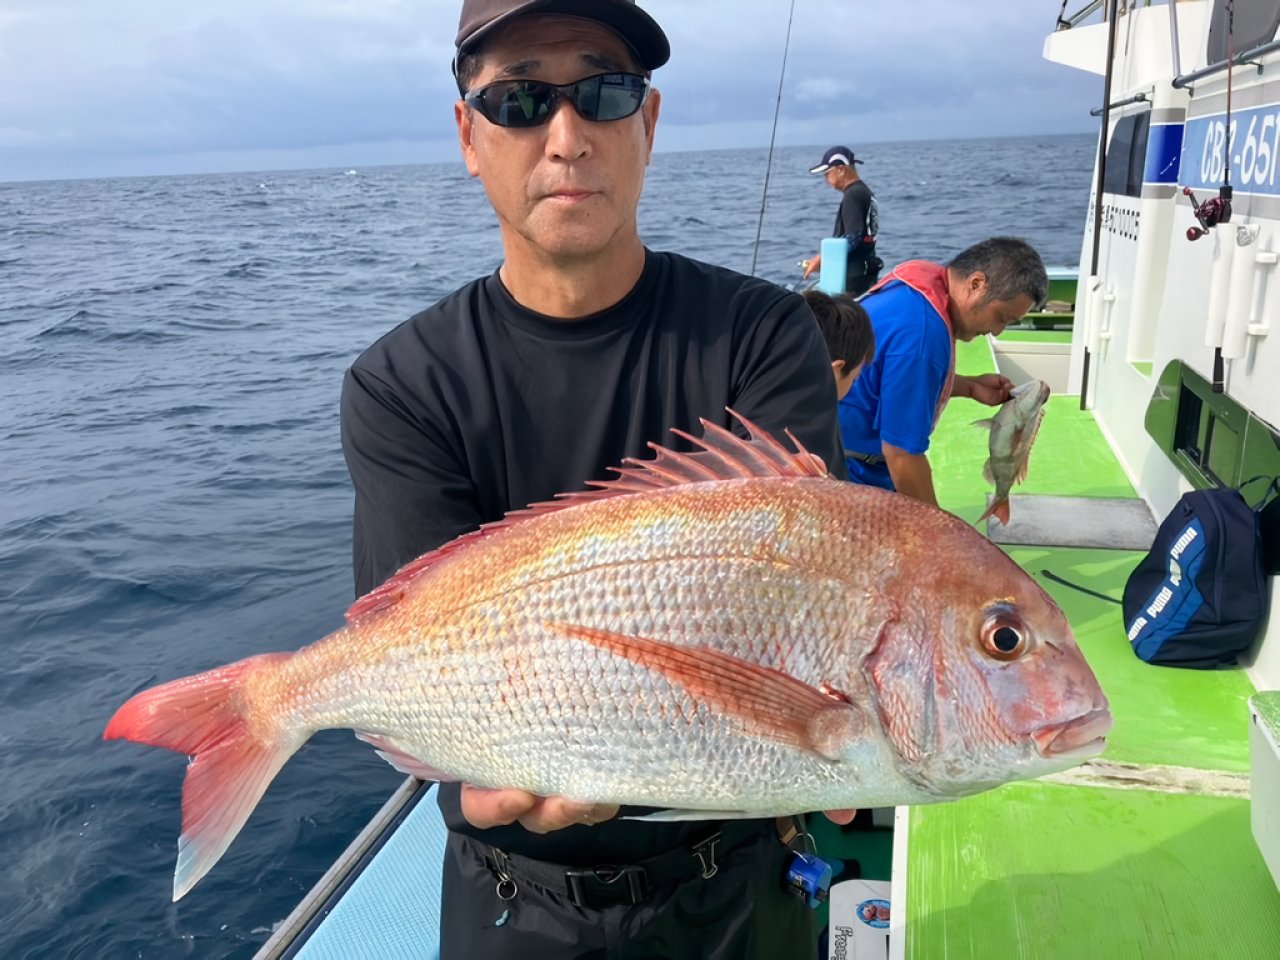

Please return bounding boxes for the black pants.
[438,826,816,959]
[845,254,883,298]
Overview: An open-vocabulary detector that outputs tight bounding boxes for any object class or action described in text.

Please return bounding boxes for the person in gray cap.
[802,146,882,296]
[339,2,851,956]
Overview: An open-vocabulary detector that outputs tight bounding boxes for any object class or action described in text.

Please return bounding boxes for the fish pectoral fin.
[623,809,759,822]
[972,418,996,430]
[981,459,996,486]
[552,623,862,762]
[355,732,459,782]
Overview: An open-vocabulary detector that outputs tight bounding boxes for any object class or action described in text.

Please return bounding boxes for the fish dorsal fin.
[344,409,828,623]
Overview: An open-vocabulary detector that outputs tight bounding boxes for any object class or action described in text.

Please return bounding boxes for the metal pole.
[1090,92,1147,117]
[1168,0,1183,79]
[1082,0,1121,410]
[1173,38,1280,88]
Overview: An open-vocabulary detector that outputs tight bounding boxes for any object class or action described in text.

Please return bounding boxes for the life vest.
[863,260,955,427]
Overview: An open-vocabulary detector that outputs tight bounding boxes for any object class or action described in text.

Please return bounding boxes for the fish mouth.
[1011,379,1051,402]
[1032,708,1113,759]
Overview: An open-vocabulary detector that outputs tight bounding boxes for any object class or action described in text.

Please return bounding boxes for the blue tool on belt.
[778,816,833,909]
[785,851,833,909]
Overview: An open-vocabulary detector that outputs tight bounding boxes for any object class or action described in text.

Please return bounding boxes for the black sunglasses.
[464,72,651,129]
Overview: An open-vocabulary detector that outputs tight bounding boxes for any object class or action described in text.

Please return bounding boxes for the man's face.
[949,272,1034,341]
[825,166,847,191]
[455,15,661,263]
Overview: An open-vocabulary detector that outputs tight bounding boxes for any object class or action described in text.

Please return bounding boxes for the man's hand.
[822,808,857,825]
[802,254,822,279]
[461,784,619,834]
[956,373,1014,407]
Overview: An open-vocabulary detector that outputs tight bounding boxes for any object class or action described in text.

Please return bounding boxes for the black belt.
[845,448,885,466]
[471,820,769,910]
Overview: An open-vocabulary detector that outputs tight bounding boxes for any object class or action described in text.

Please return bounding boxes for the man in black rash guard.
[802,145,882,296]
[339,2,851,956]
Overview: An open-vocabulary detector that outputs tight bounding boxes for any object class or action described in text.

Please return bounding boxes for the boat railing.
[254,775,424,960]
[1173,36,1280,89]
[1057,0,1105,31]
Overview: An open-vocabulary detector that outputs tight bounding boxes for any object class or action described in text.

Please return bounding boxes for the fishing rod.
[748,0,799,278]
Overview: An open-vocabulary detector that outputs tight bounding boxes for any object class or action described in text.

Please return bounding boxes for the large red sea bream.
[106,411,1111,900]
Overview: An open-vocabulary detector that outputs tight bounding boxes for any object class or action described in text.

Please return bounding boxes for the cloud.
[795,78,853,104]
[0,0,1101,181]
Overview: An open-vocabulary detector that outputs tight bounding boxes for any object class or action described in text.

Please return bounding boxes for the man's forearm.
[882,444,939,507]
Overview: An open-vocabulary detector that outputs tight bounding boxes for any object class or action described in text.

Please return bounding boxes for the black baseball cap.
[809,146,863,174]
[454,0,670,71]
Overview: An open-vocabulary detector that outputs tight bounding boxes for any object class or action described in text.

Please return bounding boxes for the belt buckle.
[565,865,649,908]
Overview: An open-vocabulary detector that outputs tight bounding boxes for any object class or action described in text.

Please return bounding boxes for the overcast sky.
[0,1,1102,182]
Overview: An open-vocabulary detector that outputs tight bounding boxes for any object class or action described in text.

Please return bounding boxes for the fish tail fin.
[103,652,301,901]
[979,498,1011,526]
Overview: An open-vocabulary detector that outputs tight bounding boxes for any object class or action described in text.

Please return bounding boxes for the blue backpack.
[1122,485,1272,668]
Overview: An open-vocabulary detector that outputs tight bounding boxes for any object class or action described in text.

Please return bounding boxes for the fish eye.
[980,607,1028,661]
[993,627,1020,652]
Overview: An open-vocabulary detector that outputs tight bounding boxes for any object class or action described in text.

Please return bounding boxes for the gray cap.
[455,0,670,70]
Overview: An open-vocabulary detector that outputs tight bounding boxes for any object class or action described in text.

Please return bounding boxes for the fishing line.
[748,0,799,277]
[1223,0,1236,188]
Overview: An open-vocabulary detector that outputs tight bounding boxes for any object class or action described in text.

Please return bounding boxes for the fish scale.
[105,412,1111,901]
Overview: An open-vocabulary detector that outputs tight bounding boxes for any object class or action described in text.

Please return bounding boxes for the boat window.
[1207,0,1280,64]
[1103,111,1151,198]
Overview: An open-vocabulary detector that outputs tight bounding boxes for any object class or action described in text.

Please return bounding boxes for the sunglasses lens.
[581,74,647,121]
[481,81,554,128]
[470,74,648,128]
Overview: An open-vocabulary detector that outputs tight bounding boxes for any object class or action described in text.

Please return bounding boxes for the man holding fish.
[838,237,1048,508]
[337,1,849,956]
[102,8,1112,960]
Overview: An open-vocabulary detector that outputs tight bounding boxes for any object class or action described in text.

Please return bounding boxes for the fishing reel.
[1183,185,1233,241]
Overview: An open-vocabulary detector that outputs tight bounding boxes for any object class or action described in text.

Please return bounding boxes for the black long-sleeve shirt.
[833,179,879,262]
[340,248,845,865]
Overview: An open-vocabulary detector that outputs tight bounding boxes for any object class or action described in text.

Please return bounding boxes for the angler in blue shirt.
[840,238,1048,508]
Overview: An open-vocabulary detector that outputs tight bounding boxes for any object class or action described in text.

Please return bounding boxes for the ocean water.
[0,134,1093,959]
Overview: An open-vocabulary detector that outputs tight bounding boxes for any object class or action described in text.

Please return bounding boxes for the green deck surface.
[901,335,1278,958]
[1017,545,1254,773]
[906,784,1280,959]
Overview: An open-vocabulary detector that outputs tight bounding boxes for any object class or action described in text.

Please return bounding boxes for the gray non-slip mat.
[986,494,1159,550]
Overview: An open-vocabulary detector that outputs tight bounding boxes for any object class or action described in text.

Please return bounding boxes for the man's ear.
[968,271,987,296]
[456,102,481,177]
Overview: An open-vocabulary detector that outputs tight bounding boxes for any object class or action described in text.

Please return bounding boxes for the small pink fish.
[977,379,1051,526]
